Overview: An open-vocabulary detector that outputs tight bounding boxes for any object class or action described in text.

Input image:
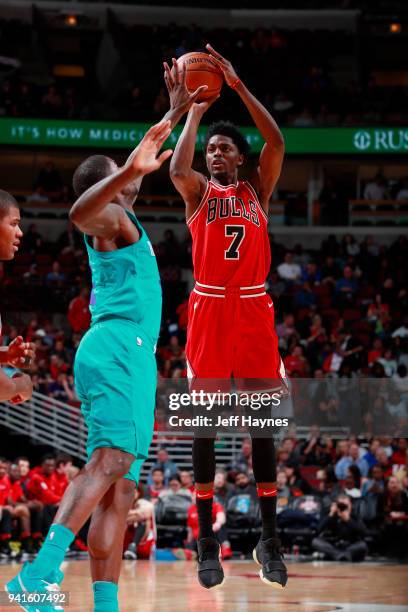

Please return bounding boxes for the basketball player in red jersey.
[0,190,35,404]
[168,44,287,590]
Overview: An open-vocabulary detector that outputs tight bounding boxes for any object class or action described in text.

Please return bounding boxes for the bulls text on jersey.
[206,196,260,227]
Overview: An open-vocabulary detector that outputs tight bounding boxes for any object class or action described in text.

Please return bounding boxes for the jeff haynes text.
[168,415,289,428]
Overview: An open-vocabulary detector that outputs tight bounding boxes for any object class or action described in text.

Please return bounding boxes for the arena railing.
[0,392,350,481]
[348,199,408,225]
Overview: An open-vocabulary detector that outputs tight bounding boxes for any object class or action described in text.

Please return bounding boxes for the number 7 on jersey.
[225,225,245,260]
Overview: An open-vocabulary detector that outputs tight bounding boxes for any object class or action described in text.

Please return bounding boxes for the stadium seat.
[155,494,191,548]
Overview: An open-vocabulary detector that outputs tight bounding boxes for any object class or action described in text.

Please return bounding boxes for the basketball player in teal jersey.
[6,67,207,612]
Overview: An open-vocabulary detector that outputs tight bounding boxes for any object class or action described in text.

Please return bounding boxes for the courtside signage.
[0,119,407,154]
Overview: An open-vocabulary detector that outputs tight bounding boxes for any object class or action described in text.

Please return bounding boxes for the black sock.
[258,496,277,540]
[196,497,214,539]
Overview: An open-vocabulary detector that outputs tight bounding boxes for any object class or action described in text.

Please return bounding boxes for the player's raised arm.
[169,98,218,219]
[69,121,173,237]
[206,43,284,212]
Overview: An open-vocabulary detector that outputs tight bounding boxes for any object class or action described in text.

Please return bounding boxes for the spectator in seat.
[385,390,407,421]
[68,287,91,333]
[392,316,408,339]
[35,160,63,201]
[340,466,362,499]
[4,463,35,555]
[284,345,308,377]
[396,177,408,201]
[380,476,408,559]
[284,460,312,496]
[123,486,155,560]
[363,173,388,200]
[392,365,408,400]
[322,343,344,375]
[229,471,258,500]
[363,438,381,468]
[214,469,232,507]
[228,437,252,476]
[21,223,43,254]
[276,470,291,513]
[277,252,301,282]
[377,349,398,378]
[335,266,358,301]
[375,448,393,478]
[148,448,179,486]
[392,439,408,466]
[26,455,63,534]
[312,494,368,561]
[46,261,66,288]
[276,313,298,348]
[159,475,192,500]
[54,454,72,497]
[186,491,231,560]
[335,442,369,479]
[147,468,166,502]
[56,221,83,254]
[321,255,340,284]
[179,470,194,493]
[368,339,383,366]
[314,467,342,504]
[362,464,386,496]
[300,426,333,467]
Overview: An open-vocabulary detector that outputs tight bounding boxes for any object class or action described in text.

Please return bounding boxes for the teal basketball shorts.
[74,318,157,483]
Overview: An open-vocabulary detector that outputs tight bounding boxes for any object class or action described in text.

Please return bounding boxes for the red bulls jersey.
[187,180,270,288]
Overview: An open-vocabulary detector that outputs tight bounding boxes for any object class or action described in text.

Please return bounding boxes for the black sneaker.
[0,542,11,559]
[21,538,37,560]
[124,543,137,560]
[197,537,225,589]
[253,537,288,589]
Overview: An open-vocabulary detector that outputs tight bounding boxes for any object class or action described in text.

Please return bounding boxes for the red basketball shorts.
[186,285,286,391]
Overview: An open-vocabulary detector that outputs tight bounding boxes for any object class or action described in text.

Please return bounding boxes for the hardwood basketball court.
[2,560,407,611]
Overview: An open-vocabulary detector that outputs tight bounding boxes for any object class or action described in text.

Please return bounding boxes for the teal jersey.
[85,210,162,346]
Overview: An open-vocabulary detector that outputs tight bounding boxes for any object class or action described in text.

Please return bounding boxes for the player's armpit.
[254,141,285,213]
[72,203,137,242]
[170,169,207,219]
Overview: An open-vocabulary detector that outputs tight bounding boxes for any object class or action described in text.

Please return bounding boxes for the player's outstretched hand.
[206,43,239,87]
[163,58,208,115]
[191,93,220,117]
[126,121,173,176]
[7,336,35,369]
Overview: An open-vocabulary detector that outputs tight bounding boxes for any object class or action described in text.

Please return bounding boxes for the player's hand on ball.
[206,43,239,87]
[7,336,35,369]
[163,58,208,114]
[10,372,33,404]
[126,121,173,176]
[191,93,220,116]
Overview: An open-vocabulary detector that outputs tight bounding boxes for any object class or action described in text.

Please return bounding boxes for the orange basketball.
[177,52,223,101]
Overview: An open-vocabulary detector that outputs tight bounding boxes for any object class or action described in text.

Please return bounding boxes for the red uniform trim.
[187,179,211,226]
[244,181,269,222]
[256,486,278,497]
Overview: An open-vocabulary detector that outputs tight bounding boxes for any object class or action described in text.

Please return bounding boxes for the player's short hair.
[72,155,115,197]
[0,190,18,219]
[56,453,73,467]
[204,121,250,158]
[41,453,56,464]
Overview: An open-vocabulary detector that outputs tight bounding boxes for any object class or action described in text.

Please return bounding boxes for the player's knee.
[89,449,133,481]
[87,531,112,561]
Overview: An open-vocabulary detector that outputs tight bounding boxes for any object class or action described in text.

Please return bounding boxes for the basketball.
[177,52,223,101]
